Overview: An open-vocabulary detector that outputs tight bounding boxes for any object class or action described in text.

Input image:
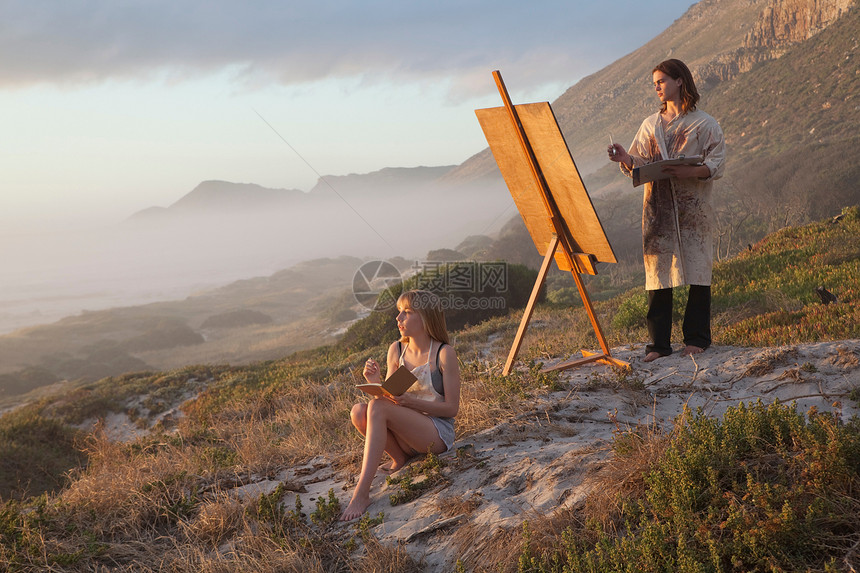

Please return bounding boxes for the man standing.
[608,59,726,362]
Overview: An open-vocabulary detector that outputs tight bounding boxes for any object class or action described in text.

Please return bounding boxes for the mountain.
[450,0,856,182]
[447,0,860,267]
[308,165,456,199]
[118,165,504,276]
[167,180,307,213]
[127,180,307,222]
[128,167,458,221]
[2,165,507,337]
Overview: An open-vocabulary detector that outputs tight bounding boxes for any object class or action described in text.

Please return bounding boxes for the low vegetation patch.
[0,411,84,500]
[603,206,860,348]
[512,401,860,573]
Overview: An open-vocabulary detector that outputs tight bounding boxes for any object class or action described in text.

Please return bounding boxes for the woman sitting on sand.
[340,289,460,521]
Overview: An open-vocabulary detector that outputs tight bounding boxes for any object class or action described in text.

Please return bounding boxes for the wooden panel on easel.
[517,103,616,265]
[475,105,564,269]
[476,102,616,270]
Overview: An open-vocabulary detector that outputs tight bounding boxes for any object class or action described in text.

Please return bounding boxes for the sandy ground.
[228,340,860,570]
[91,339,860,570]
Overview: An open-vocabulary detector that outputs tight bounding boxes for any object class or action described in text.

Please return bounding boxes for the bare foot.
[643,351,664,362]
[682,345,705,357]
[340,493,371,521]
[379,454,417,475]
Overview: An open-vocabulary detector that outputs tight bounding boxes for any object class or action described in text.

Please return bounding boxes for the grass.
[601,206,860,349]
[0,208,858,570]
[510,401,860,573]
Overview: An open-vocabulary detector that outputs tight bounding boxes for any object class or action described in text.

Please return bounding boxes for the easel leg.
[539,269,630,373]
[542,349,630,372]
[569,269,611,355]
[503,235,559,375]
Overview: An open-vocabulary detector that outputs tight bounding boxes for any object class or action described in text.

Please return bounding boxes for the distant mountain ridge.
[129,166,458,221]
[126,180,306,222]
[169,180,306,212]
[308,165,455,197]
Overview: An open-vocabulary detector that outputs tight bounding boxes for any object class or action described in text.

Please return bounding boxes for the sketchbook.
[356,365,418,398]
[632,155,704,187]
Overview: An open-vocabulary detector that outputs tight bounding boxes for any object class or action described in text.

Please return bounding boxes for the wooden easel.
[475,71,628,375]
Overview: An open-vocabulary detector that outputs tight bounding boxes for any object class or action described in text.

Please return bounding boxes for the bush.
[409,262,540,331]
[339,262,540,352]
[0,367,59,397]
[611,291,648,330]
[546,286,580,307]
[121,320,204,352]
[518,401,860,572]
[0,412,85,500]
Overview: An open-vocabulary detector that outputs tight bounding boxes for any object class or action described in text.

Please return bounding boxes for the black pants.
[646,285,711,356]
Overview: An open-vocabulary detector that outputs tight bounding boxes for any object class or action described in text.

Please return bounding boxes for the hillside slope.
[0,209,858,571]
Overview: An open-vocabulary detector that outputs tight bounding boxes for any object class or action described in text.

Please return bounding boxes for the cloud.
[0,0,690,96]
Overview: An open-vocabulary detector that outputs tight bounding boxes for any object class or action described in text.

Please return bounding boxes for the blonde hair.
[397,290,449,345]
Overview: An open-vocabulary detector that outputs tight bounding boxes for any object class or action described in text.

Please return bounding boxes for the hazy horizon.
[0,177,513,334]
[0,0,698,333]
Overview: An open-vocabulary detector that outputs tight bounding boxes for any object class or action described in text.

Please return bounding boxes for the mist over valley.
[0,171,511,336]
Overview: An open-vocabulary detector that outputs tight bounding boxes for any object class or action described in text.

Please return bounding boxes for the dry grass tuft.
[583,420,671,532]
[178,495,245,548]
[63,430,199,537]
[828,345,860,369]
[451,521,523,572]
[437,492,483,519]
[741,346,797,378]
[168,529,327,573]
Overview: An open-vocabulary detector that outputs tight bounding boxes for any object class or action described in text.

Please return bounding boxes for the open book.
[632,155,704,187]
[356,365,418,398]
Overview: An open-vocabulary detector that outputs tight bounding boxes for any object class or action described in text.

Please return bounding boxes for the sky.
[0,0,696,233]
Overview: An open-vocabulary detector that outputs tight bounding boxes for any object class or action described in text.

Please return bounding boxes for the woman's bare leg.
[350,402,413,471]
[340,399,445,521]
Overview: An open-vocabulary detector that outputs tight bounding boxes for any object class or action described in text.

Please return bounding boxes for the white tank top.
[399,340,444,403]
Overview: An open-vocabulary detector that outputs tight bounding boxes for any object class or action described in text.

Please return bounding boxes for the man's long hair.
[653,59,700,114]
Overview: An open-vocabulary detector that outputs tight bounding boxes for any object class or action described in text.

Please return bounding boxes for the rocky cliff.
[746,0,855,49]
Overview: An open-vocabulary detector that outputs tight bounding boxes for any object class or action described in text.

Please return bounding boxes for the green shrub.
[397,261,539,331]
[0,367,59,397]
[310,488,341,525]
[0,412,85,500]
[612,291,648,330]
[546,286,580,307]
[518,401,860,572]
[121,319,204,351]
